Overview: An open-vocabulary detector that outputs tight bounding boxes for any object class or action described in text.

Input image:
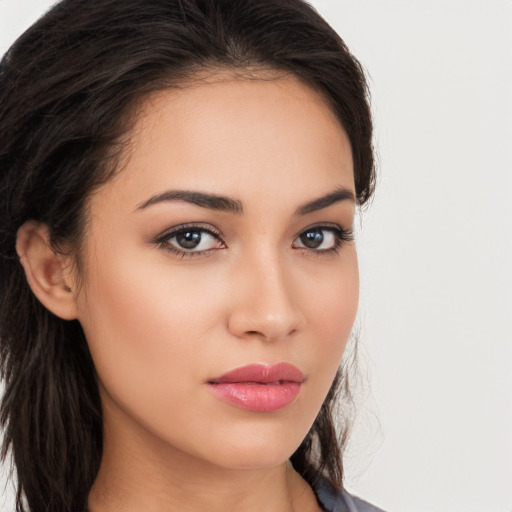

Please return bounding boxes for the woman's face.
[73,74,358,469]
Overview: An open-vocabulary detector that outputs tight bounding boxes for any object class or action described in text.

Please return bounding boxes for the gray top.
[315,480,386,512]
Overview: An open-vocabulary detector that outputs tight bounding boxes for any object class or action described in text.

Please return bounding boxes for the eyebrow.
[136,186,355,215]
[294,187,355,215]
[136,190,243,214]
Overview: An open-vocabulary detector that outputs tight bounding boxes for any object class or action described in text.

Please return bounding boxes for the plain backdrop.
[1,1,511,511]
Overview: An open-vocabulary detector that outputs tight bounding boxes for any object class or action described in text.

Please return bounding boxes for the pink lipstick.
[207,363,305,412]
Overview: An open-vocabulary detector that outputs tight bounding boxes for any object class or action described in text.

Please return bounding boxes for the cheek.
[78,256,218,376]
[76,245,215,406]
[300,248,359,388]
[307,247,358,341]
[75,250,235,459]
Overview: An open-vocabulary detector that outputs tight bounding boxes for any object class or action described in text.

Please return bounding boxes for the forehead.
[90,74,354,214]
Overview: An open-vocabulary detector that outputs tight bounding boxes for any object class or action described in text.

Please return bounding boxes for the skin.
[19,73,358,512]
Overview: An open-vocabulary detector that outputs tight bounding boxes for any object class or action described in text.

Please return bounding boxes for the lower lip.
[207,382,301,412]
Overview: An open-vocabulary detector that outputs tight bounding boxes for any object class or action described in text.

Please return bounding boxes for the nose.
[227,252,304,342]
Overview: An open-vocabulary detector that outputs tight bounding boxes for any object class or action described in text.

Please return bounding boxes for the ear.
[16,221,78,320]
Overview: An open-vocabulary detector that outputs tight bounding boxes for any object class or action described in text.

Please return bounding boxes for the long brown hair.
[0,1,375,510]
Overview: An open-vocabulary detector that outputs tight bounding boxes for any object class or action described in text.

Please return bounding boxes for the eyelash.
[292,223,354,256]
[153,223,224,259]
[153,223,353,259]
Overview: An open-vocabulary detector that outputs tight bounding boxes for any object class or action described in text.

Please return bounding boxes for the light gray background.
[1,1,511,511]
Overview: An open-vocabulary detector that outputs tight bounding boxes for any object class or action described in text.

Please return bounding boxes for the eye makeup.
[152,222,226,259]
[292,223,354,256]
[152,221,353,259]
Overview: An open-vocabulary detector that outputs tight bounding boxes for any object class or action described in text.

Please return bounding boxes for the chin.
[189,420,310,470]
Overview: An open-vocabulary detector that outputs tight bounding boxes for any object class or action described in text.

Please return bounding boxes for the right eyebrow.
[135,189,243,214]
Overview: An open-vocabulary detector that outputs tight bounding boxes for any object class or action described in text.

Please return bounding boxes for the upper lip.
[208,363,305,384]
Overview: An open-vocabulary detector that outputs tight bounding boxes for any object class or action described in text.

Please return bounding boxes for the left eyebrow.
[295,187,355,215]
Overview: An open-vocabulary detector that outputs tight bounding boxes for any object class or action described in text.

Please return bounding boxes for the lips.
[207,363,305,412]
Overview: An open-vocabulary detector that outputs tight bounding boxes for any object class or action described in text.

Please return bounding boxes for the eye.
[292,225,353,253]
[155,224,225,256]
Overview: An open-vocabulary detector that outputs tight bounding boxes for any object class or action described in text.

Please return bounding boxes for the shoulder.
[343,493,387,512]
[314,480,387,512]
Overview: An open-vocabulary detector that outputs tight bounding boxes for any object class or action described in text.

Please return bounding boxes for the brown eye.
[299,229,324,249]
[175,230,203,249]
[162,227,224,253]
[292,226,347,252]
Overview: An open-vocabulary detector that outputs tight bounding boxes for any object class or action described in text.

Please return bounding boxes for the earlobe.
[16,221,79,320]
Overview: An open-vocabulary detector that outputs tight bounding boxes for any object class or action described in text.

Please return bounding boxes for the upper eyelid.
[155,223,224,240]
[295,224,352,239]
[295,222,349,235]
[294,224,354,245]
[153,222,352,247]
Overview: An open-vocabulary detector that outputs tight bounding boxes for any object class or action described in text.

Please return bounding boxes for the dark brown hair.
[0,1,375,510]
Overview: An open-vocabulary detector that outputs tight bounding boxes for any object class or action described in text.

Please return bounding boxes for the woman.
[0,0,382,511]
